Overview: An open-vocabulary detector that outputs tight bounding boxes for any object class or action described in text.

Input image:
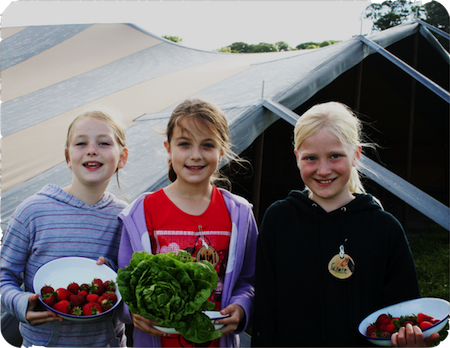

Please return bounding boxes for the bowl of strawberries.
[33,257,122,321]
[358,297,450,346]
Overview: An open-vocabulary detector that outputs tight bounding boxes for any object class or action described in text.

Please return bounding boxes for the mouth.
[185,165,205,171]
[315,178,335,185]
[83,162,103,169]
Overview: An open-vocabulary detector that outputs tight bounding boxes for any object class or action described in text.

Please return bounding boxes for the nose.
[316,159,331,175]
[86,143,98,156]
[190,146,202,160]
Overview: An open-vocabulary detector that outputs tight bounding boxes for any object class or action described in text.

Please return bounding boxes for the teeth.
[84,163,101,167]
[318,179,332,184]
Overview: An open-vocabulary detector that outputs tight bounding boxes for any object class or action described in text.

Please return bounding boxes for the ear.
[65,149,72,169]
[164,141,171,154]
[117,148,129,170]
[353,146,362,166]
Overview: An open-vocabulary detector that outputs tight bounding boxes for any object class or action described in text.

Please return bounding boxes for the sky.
[0,0,368,51]
[1,0,448,52]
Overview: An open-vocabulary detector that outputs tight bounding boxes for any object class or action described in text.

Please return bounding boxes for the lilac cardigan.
[117,189,258,347]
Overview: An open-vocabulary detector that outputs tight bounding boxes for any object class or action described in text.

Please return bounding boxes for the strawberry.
[82,302,102,316]
[53,300,71,314]
[40,285,54,295]
[384,323,396,334]
[419,321,433,330]
[78,290,88,299]
[431,319,440,324]
[104,280,116,292]
[366,324,377,336]
[86,293,99,303]
[70,306,83,316]
[417,313,434,324]
[97,295,113,312]
[91,279,106,295]
[375,314,392,329]
[69,294,85,307]
[55,288,72,301]
[42,292,57,306]
[102,291,118,304]
[67,282,79,294]
[79,283,91,292]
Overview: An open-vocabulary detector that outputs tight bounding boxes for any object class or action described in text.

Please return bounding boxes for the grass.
[409,223,449,346]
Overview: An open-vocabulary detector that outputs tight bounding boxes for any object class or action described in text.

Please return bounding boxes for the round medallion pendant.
[328,253,355,279]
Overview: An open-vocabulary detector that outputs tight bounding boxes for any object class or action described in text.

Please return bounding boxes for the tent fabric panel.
[1,38,228,137]
[0,26,27,40]
[1,52,262,192]
[1,23,164,102]
[0,24,92,70]
[274,40,365,110]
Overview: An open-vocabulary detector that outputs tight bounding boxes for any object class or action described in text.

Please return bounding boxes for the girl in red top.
[120,98,258,347]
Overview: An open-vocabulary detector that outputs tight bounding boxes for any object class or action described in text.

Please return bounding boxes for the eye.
[178,141,190,147]
[304,156,316,161]
[99,142,111,146]
[331,154,344,160]
[75,142,86,146]
[203,143,215,149]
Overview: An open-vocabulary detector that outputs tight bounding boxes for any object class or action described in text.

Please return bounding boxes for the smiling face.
[164,117,224,189]
[65,116,128,193]
[295,128,360,211]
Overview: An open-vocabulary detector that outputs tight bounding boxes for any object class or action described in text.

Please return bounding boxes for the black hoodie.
[252,190,420,347]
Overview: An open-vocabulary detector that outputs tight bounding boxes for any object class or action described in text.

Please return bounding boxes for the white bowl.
[154,311,229,334]
[358,298,450,346]
[33,256,122,321]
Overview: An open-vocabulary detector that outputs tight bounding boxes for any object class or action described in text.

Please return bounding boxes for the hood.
[285,189,382,217]
[36,184,117,209]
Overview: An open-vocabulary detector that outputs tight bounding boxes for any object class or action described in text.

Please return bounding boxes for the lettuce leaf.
[117,250,222,343]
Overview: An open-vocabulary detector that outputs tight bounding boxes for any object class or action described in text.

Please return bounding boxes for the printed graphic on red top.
[144,187,231,348]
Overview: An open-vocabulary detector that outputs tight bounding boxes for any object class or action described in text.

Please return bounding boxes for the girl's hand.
[130,312,167,337]
[26,293,63,326]
[391,323,440,347]
[96,256,110,267]
[215,304,245,335]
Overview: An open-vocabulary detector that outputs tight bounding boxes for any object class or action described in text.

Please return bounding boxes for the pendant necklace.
[196,225,219,267]
[328,238,355,279]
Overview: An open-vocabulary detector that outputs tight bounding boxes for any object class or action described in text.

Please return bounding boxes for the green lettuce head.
[117,250,222,343]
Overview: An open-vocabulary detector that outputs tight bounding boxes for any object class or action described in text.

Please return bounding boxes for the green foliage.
[215,46,232,53]
[251,42,279,53]
[409,223,449,346]
[163,35,183,44]
[296,40,341,50]
[275,41,294,51]
[229,42,253,53]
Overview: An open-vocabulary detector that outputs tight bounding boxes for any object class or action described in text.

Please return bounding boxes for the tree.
[424,1,449,33]
[251,42,279,53]
[296,41,317,50]
[229,42,253,53]
[275,41,294,51]
[363,0,427,31]
[424,1,449,50]
[163,35,183,44]
[215,46,233,53]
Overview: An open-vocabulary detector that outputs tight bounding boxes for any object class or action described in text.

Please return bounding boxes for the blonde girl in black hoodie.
[252,102,439,347]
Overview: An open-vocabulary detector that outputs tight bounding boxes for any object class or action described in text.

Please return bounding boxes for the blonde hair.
[294,101,366,194]
[165,98,235,187]
[65,110,128,199]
